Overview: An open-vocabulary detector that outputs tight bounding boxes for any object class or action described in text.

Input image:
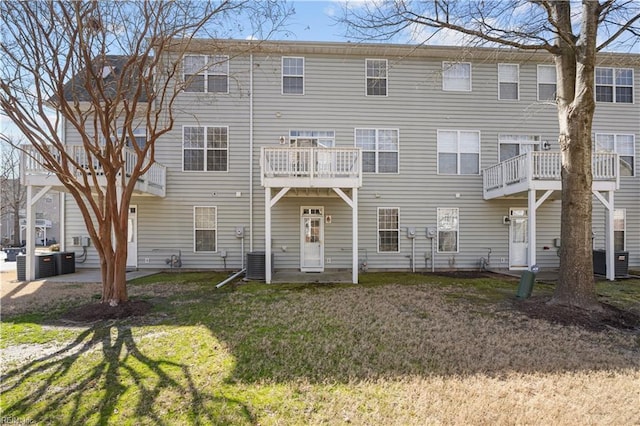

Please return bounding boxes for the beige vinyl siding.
[60,42,639,272]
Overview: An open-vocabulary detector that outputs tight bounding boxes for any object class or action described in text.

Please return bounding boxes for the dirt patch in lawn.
[62,300,152,321]
[514,296,640,332]
[432,270,508,279]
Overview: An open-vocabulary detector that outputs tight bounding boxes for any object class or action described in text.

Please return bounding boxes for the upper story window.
[355,128,399,173]
[194,206,217,252]
[595,67,633,103]
[366,59,388,96]
[595,133,635,176]
[183,55,229,93]
[377,207,399,252]
[183,126,228,172]
[282,57,304,95]
[499,134,540,162]
[437,208,459,253]
[498,64,519,100]
[289,130,335,147]
[443,62,471,91]
[437,130,480,175]
[537,65,557,101]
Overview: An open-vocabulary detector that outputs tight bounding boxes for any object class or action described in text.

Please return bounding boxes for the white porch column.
[265,188,272,284]
[24,186,52,280]
[352,188,358,284]
[25,186,35,281]
[59,192,66,251]
[527,189,537,269]
[605,190,615,281]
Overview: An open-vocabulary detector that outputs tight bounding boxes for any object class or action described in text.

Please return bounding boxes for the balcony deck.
[21,145,166,197]
[482,151,619,199]
[261,146,362,189]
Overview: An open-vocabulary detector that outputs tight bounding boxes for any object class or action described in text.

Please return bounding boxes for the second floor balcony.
[261,146,362,189]
[21,144,166,197]
[482,151,619,199]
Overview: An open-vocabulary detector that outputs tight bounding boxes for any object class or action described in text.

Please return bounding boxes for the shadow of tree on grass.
[1,322,255,425]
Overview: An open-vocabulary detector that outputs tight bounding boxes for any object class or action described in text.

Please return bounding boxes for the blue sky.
[2,1,638,142]
[278,1,345,41]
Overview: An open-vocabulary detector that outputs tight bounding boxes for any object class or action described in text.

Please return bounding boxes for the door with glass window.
[509,208,528,269]
[300,207,324,272]
[127,206,138,269]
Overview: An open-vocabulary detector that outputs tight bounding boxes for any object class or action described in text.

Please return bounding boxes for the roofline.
[168,38,640,65]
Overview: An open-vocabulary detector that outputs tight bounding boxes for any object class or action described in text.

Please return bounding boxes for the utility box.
[593,250,629,278]
[246,251,274,281]
[16,254,26,281]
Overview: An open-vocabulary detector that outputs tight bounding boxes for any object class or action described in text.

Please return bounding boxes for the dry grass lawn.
[1,272,639,425]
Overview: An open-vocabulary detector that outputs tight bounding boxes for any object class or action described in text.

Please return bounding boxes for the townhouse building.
[21,40,639,282]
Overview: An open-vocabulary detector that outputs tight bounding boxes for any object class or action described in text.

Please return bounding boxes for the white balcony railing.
[21,144,166,196]
[261,147,362,188]
[482,151,619,199]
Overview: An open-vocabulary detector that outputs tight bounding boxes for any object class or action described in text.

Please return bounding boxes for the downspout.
[215,268,246,289]
[60,116,66,252]
[249,53,254,252]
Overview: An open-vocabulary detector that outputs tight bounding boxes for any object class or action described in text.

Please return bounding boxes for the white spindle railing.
[20,144,166,194]
[262,147,361,180]
[483,151,618,196]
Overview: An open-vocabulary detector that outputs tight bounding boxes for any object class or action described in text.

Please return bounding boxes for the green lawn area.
[1,272,639,425]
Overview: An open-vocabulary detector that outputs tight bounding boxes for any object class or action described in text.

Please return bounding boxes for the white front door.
[300,207,324,272]
[509,208,528,270]
[127,206,138,269]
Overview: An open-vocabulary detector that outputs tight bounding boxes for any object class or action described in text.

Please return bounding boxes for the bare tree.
[0,140,26,247]
[0,0,291,305]
[337,0,640,311]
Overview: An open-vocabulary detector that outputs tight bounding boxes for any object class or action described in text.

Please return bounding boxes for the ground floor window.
[614,209,625,251]
[377,207,399,252]
[194,206,217,252]
[437,208,459,253]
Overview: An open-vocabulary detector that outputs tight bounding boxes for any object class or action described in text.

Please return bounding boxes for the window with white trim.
[366,59,387,96]
[595,67,633,103]
[614,209,626,251]
[377,207,399,252]
[499,134,540,162]
[355,128,399,173]
[437,208,459,253]
[595,133,635,176]
[183,55,229,93]
[183,126,228,172]
[194,206,217,252]
[282,57,304,94]
[437,130,480,174]
[498,64,519,100]
[537,65,557,101]
[443,62,471,91]
[289,130,335,147]
[123,127,147,149]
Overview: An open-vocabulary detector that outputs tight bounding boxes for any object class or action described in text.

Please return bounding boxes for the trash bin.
[35,253,56,279]
[517,270,536,299]
[3,247,25,262]
[53,252,76,275]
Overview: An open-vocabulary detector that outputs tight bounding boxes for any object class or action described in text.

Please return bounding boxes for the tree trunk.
[553,114,600,310]
[99,217,129,306]
[551,50,601,310]
[12,210,21,246]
